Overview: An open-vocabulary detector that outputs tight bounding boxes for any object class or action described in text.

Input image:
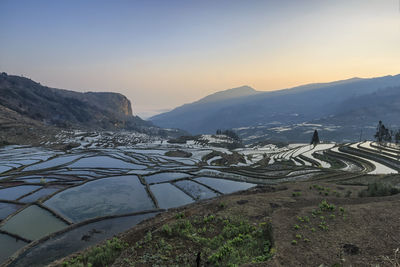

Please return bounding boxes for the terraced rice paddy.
[0,141,399,265]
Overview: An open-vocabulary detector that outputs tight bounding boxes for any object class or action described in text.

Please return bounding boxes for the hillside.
[0,72,152,130]
[0,73,184,145]
[321,86,400,126]
[194,85,261,104]
[235,85,400,144]
[150,74,400,142]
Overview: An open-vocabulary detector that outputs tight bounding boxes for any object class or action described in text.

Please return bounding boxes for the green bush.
[175,212,185,219]
[319,200,335,211]
[207,220,274,266]
[133,215,274,266]
[62,237,128,267]
[339,207,345,215]
[292,192,301,197]
[162,224,173,236]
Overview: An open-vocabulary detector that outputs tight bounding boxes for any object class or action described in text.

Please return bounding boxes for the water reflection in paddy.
[8,212,158,267]
[22,154,83,171]
[0,203,22,220]
[0,205,68,241]
[44,176,155,222]
[150,183,194,209]
[145,172,191,184]
[0,166,13,174]
[18,187,60,203]
[174,180,219,200]
[0,185,41,201]
[0,233,28,264]
[67,156,146,169]
[194,177,256,194]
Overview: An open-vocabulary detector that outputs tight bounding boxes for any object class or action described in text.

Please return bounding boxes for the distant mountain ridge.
[150,74,400,142]
[318,85,400,126]
[0,72,150,130]
[195,85,260,104]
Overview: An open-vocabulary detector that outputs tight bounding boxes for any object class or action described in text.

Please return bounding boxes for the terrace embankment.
[54,175,400,266]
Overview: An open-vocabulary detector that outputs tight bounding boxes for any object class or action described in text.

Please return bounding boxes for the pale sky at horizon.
[1,0,399,118]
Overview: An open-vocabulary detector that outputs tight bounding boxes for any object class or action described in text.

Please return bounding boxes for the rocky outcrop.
[0,72,148,130]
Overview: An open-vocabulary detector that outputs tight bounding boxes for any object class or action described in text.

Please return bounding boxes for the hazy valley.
[151,74,400,143]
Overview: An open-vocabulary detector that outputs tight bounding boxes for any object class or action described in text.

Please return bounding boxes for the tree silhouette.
[395,130,400,144]
[310,130,320,147]
[215,129,240,142]
[375,120,391,143]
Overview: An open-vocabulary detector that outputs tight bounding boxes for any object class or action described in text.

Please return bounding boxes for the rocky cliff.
[0,72,148,130]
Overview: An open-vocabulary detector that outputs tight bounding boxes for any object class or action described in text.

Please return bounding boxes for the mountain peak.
[150,73,400,135]
[195,85,259,104]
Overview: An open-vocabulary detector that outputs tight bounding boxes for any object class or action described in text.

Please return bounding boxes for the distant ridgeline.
[0,72,152,131]
[150,74,400,143]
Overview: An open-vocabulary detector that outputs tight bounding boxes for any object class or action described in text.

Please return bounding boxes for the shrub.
[162,224,173,236]
[319,200,335,211]
[339,207,345,215]
[208,220,274,265]
[175,212,185,219]
[292,192,301,197]
[144,231,152,242]
[312,209,322,216]
[62,237,128,267]
[204,215,216,223]
[318,222,328,231]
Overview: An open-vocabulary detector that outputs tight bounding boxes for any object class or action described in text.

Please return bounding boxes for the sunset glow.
[1,0,399,117]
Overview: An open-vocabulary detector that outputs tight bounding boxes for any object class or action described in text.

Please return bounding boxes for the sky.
[1,0,399,118]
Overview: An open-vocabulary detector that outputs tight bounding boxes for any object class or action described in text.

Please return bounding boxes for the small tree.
[310,130,320,148]
[375,121,386,143]
[394,130,400,161]
[223,129,240,141]
[395,130,400,145]
[384,128,392,143]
